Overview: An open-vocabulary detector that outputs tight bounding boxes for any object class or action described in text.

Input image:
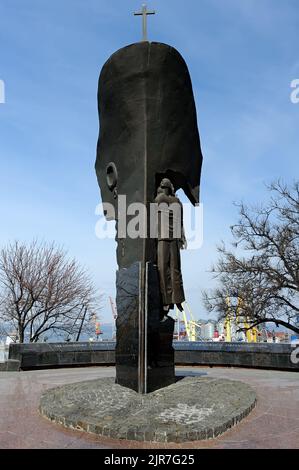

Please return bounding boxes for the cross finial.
[134,4,156,42]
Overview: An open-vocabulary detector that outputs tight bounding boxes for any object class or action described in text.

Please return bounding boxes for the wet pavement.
[0,366,298,449]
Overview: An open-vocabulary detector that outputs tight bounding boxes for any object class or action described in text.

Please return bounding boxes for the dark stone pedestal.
[115,262,175,392]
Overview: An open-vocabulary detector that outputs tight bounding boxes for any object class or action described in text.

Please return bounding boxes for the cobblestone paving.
[39,376,256,443]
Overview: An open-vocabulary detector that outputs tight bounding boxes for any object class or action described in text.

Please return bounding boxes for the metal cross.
[134,4,155,42]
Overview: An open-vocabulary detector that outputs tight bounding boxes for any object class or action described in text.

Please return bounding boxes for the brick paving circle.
[39,376,256,443]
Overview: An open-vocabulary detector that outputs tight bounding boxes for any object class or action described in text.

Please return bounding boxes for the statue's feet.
[160,314,169,322]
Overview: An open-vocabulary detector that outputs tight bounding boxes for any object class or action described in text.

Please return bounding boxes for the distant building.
[200,321,215,340]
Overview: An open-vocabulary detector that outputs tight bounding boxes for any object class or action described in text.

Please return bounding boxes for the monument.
[95,5,203,393]
[39,7,258,443]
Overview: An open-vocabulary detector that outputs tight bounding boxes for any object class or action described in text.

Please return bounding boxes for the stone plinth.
[39,376,256,443]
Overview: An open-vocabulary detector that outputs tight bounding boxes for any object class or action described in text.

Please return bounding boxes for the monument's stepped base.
[39,376,256,443]
[8,341,299,371]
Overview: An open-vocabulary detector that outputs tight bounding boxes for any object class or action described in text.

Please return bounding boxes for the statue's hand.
[180,236,187,250]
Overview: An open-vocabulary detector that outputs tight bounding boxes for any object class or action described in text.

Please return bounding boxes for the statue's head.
[95,42,203,268]
[96,41,203,218]
[160,178,175,195]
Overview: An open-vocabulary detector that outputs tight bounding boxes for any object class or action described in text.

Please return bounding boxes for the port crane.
[175,302,204,341]
[225,296,258,343]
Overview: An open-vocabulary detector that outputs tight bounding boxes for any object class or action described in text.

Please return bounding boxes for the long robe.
[155,192,185,306]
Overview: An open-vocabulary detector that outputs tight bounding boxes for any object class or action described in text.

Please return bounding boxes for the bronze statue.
[155,178,186,317]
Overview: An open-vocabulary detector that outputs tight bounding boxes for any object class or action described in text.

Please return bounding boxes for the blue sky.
[0,0,298,322]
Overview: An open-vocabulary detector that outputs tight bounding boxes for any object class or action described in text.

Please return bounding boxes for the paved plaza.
[0,366,298,449]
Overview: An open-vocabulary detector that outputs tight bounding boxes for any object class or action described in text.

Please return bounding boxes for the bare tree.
[0,240,101,342]
[203,181,299,335]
